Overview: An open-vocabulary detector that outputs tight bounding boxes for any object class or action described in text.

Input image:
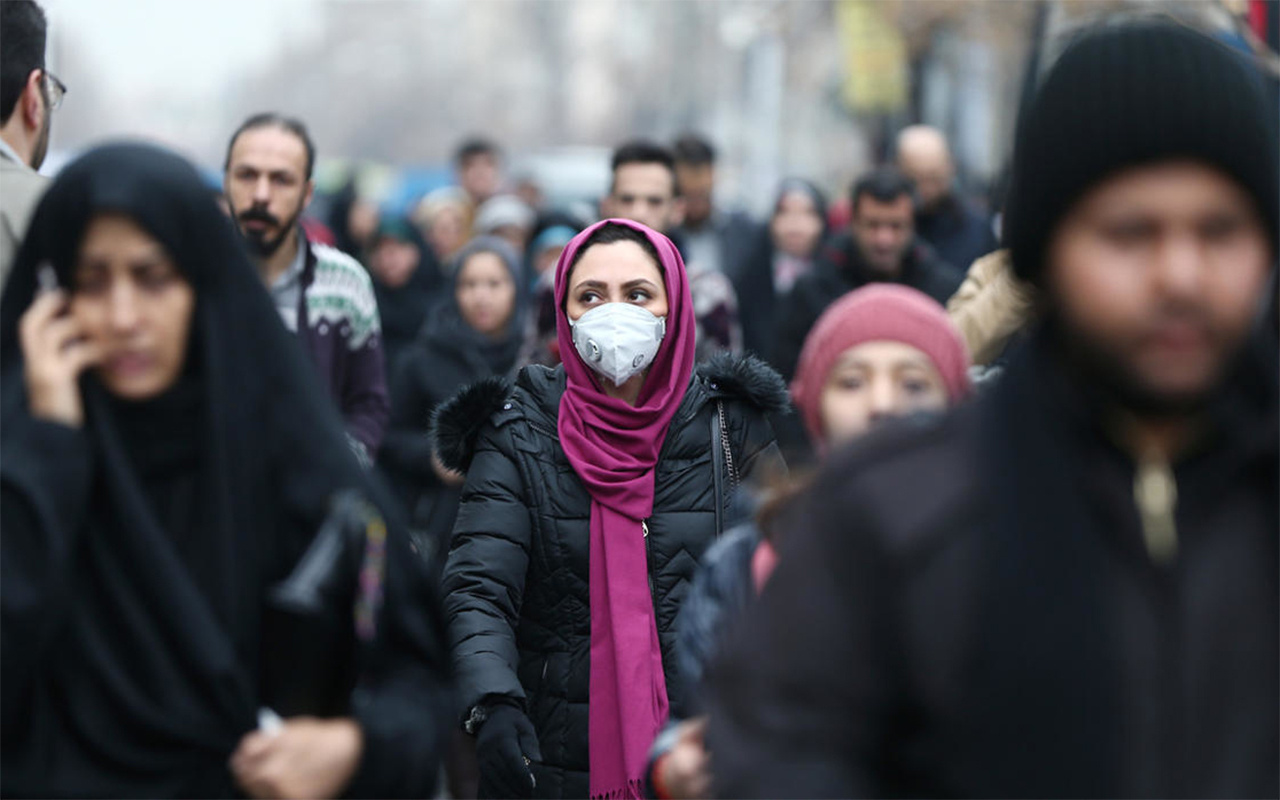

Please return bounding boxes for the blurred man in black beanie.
[707,20,1278,798]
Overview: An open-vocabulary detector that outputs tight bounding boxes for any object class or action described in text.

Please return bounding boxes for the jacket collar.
[432,353,790,472]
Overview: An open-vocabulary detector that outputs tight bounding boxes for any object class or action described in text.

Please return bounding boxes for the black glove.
[475,703,541,798]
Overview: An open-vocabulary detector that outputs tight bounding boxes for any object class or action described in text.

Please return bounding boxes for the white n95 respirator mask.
[569,302,668,387]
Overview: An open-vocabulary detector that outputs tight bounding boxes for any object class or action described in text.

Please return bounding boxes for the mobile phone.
[36,263,58,295]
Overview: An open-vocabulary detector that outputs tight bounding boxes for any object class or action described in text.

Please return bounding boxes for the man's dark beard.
[234,202,303,259]
[1046,311,1238,420]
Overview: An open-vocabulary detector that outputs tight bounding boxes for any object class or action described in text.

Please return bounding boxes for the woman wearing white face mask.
[433,219,787,799]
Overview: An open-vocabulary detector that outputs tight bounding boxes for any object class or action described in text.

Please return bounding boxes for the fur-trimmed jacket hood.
[432,352,789,474]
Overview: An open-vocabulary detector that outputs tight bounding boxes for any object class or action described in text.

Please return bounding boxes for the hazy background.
[34,0,1267,215]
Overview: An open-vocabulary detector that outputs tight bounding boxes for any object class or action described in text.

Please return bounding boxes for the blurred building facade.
[43,0,1264,215]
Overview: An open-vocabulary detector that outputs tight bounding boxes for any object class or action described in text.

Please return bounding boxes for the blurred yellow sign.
[837,0,909,114]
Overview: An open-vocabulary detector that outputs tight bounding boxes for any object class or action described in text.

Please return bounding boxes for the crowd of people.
[1,1,1277,798]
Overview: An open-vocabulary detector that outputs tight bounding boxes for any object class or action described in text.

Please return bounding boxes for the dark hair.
[850,166,916,212]
[1,1,47,126]
[672,133,716,166]
[566,222,664,277]
[455,137,501,167]
[610,140,678,197]
[225,113,316,180]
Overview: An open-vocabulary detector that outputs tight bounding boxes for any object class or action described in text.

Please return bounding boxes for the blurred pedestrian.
[0,142,451,798]
[455,136,504,210]
[771,167,963,380]
[0,0,55,287]
[945,248,1035,366]
[474,193,537,260]
[524,224,577,366]
[734,178,829,358]
[364,216,444,376]
[603,140,742,359]
[896,125,998,274]
[413,185,473,265]
[224,113,389,465]
[379,236,525,552]
[670,133,759,283]
[647,284,971,799]
[707,21,1279,798]
[435,219,786,798]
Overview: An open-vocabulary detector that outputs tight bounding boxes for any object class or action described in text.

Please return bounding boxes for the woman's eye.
[902,380,930,395]
[628,290,650,302]
[580,291,599,303]
[837,377,864,391]
[138,270,175,290]
[72,269,107,294]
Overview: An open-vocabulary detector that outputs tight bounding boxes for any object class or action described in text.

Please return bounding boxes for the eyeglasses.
[42,71,67,112]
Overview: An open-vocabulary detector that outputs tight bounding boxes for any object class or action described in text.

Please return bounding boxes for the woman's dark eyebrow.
[572,279,608,292]
[622,279,659,289]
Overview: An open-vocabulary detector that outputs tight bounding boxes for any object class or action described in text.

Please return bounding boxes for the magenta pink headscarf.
[554,219,696,799]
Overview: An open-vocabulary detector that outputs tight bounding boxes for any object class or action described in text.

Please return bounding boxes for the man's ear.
[303,179,316,212]
[21,70,43,131]
[600,194,616,218]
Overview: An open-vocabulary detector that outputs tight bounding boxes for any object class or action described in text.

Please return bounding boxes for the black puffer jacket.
[434,353,788,798]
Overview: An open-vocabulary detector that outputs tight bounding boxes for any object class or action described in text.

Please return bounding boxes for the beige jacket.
[946,249,1035,365]
[1,149,49,288]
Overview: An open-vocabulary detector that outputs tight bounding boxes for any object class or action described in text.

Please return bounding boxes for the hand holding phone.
[19,264,101,427]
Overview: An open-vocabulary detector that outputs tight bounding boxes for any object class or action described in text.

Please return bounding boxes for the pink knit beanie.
[790,284,972,447]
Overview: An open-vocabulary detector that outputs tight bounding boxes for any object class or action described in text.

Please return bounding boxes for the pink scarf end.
[590,777,646,799]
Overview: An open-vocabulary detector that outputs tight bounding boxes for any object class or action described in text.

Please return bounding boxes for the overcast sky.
[42,0,324,97]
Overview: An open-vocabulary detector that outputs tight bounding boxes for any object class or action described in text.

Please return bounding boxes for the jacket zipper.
[1134,458,1178,566]
[642,519,655,598]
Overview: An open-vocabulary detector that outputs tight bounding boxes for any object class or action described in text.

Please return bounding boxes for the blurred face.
[369,237,420,289]
[346,200,380,252]
[771,190,824,258]
[460,153,501,203]
[427,206,468,261]
[1046,160,1271,415]
[819,341,949,448]
[456,251,517,337]
[535,244,565,277]
[69,213,196,401]
[492,224,531,257]
[851,194,914,277]
[898,149,953,213]
[224,126,314,258]
[604,163,683,234]
[675,162,715,226]
[565,240,668,323]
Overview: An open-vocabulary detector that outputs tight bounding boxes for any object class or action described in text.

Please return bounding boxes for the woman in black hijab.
[0,143,451,798]
[378,236,526,554]
[365,216,445,377]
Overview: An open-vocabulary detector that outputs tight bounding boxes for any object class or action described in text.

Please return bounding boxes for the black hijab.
[366,216,444,371]
[0,143,393,797]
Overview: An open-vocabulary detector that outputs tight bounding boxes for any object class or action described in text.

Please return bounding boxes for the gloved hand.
[475,703,541,798]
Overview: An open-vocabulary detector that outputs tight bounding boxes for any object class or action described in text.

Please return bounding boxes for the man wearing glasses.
[1,0,62,286]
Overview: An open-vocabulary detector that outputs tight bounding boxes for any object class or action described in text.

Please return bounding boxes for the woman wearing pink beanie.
[649,284,971,799]
[790,283,971,454]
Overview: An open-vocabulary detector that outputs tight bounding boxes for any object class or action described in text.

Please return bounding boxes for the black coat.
[707,332,1279,798]
[915,194,998,279]
[379,315,519,554]
[769,234,963,380]
[434,353,788,798]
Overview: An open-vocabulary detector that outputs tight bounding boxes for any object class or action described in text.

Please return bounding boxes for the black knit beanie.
[1004,21,1279,285]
